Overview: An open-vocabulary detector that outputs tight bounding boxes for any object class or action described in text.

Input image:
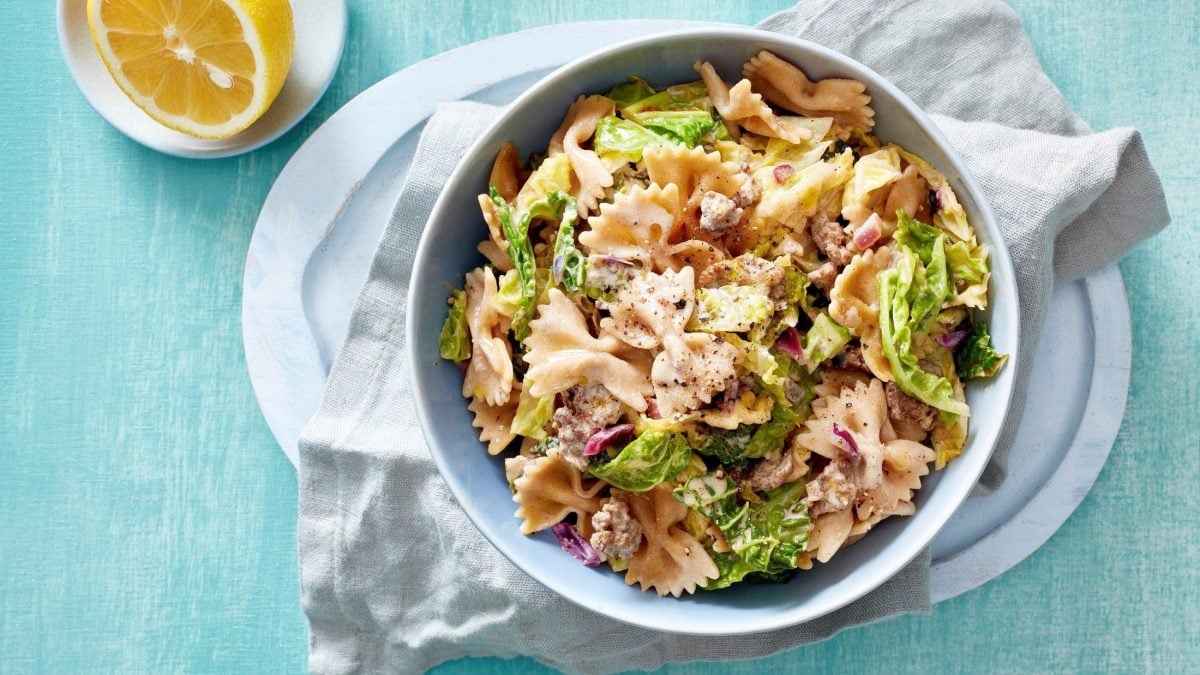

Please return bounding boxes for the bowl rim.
[406,25,1019,635]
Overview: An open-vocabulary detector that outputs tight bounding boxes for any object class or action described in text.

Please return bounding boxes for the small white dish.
[56,0,346,159]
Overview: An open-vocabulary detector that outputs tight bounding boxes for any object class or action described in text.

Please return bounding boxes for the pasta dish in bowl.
[408,28,1017,634]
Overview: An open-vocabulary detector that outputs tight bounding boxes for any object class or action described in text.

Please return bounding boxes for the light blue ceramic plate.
[406,27,1019,636]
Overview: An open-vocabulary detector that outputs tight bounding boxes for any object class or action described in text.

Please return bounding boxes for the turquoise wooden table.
[1,1,1196,672]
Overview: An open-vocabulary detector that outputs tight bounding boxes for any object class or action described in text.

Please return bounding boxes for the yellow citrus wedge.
[87,0,295,139]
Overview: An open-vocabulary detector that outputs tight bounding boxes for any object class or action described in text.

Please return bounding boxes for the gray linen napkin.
[298,1,1169,672]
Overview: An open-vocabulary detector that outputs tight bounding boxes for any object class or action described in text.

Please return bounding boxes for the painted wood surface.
[0,1,1195,672]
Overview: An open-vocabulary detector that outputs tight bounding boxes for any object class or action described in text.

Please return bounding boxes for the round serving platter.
[242,20,1131,604]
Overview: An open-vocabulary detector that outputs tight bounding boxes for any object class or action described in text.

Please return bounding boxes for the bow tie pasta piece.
[489,141,523,203]
[855,438,934,526]
[793,379,935,562]
[623,484,719,597]
[798,379,892,490]
[512,454,606,535]
[475,195,515,272]
[807,508,855,564]
[829,246,895,382]
[742,51,875,138]
[643,143,745,210]
[580,183,683,273]
[652,332,742,417]
[469,384,520,455]
[882,166,932,231]
[694,61,814,145]
[524,288,654,411]
[548,95,616,214]
[599,267,695,350]
[462,267,515,406]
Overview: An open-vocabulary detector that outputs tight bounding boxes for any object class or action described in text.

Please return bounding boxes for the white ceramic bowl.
[407,26,1018,635]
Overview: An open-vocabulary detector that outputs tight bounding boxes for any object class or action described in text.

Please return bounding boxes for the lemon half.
[87,0,295,140]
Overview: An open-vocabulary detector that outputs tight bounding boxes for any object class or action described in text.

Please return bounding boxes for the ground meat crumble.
[747,450,798,493]
[551,384,623,470]
[806,461,857,516]
[809,214,855,268]
[732,175,761,209]
[590,494,643,560]
[698,191,744,234]
[807,261,839,292]
[884,381,938,432]
[698,253,785,302]
[836,344,868,372]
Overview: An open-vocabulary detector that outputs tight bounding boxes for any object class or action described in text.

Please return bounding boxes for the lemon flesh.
[87,0,295,140]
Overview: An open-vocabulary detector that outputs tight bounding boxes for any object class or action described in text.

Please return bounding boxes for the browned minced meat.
[807,261,838,292]
[809,215,855,268]
[698,253,785,301]
[747,451,797,493]
[806,461,857,516]
[884,381,938,432]
[552,384,623,470]
[698,191,744,234]
[836,344,868,372]
[732,175,761,209]
[818,367,870,394]
[590,494,643,560]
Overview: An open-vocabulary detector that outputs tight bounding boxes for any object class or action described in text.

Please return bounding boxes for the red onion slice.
[551,522,603,567]
[720,380,741,413]
[551,254,565,284]
[645,399,661,420]
[583,423,635,457]
[774,327,805,362]
[937,329,969,350]
[831,423,860,461]
[595,255,635,267]
[773,164,794,183]
[934,186,952,212]
[853,214,883,250]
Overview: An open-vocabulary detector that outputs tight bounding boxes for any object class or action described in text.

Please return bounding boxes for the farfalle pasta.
[624,484,720,596]
[461,267,514,406]
[743,50,875,137]
[513,454,606,535]
[469,385,520,455]
[579,183,683,272]
[829,245,894,381]
[598,267,695,349]
[438,52,1007,595]
[696,61,813,144]
[549,95,616,214]
[643,143,744,211]
[524,288,653,410]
